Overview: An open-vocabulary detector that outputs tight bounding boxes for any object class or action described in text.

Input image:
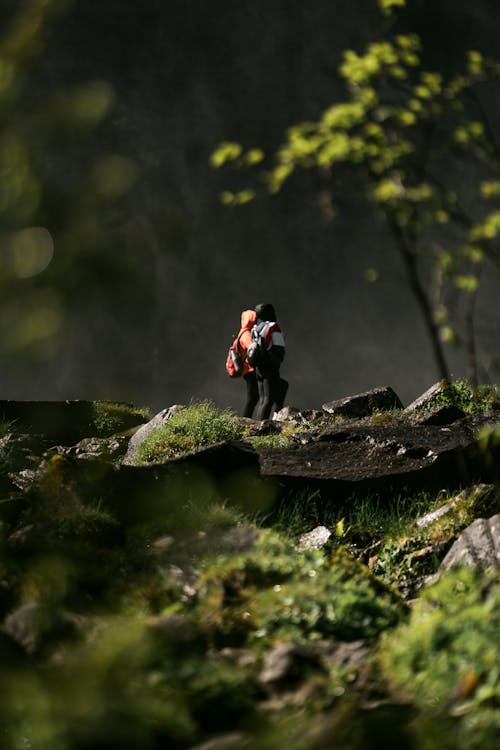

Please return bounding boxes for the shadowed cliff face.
[1,1,500,412]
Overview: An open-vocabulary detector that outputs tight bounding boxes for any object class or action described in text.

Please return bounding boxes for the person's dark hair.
[255,303,276,321]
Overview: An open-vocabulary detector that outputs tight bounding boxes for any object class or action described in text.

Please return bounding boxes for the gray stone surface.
[413,404,466,425]
[404,380,449,411]
[298,525,332,550]
[416,484,497,528]
[322,386,403,418]
[441,514,500,570]
[122,404,183,465]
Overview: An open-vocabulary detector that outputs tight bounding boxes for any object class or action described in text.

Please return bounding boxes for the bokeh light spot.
[9,226,54,278]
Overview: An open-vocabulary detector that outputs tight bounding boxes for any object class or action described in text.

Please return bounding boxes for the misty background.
[2,0,500,414]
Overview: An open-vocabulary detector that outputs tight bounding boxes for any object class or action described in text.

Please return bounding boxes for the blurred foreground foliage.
[0,397,499,748]
[0,0,138,363]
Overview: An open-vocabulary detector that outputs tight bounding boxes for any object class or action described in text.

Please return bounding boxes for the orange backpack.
[225,331,244,377]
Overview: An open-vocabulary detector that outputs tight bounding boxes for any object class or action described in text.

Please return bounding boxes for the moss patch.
[378,567,500,749]
[194,531,406,647]
[137,401,244,463]
[91,401,151,436]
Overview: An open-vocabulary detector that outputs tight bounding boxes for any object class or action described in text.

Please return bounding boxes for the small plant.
[421,380,500,414]
[195,531,406,647]
[137,401,244,463]
[246,423,302,449]
[369,485,498,585]
[378,567,500,750]
[268,488,441,546]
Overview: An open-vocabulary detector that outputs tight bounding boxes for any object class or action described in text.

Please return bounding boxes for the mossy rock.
[370,485,500,588]
[377,566,500,750]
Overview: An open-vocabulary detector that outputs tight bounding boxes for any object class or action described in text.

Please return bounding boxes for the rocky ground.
[0,382,499,749]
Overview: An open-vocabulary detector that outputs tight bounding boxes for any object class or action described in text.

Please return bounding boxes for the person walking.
[237,309,259,418]
[250,303,288,420]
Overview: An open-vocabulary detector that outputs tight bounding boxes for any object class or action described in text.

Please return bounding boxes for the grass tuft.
[137,401,244,463]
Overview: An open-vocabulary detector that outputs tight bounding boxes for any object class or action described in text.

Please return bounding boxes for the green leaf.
[210,141,243,168]
[454,275,479,292]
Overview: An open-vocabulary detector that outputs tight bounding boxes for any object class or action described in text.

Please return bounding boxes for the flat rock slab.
[87,440,260,523]
[258,414,500,495]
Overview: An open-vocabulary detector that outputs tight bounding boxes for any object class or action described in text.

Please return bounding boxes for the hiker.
[239,309,259,418]
[225,309,259,418]
[250,303,288,420]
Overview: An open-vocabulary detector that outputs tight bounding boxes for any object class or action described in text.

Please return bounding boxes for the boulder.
[122,405,183,465]
[105,440,261,523]
[257,413,500,496]
[322,386,403,418]
[440,514,500,570]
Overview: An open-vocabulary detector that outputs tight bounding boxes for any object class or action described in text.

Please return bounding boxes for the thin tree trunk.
[464,283,479,387]
[389,219,451,382]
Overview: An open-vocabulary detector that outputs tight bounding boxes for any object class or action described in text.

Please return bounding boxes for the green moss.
[195,531,406,647]
[371,485,499,584]
[137,401,244,462]
[91,401,150,437]
[246,423,306,449]
[420,380,500,414]
[378,567,500,749]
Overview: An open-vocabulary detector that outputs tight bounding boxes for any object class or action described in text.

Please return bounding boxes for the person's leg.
[255,375,273,420]
[256,374,282,420]
[242,372,259,418]
[274,377,288,412]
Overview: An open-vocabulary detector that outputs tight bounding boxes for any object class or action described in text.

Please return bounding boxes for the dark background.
[2,0,500,413]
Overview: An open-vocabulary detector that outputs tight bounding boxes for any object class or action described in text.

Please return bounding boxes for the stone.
[414,405,466,425]
[297,525,332,550]
[416,484,498,528]
[257,413,500,496]
[122,405,183,465]
[322,386,403,418]
[258,642,325,686]
[2,601,41,655]
[404,380,450,411]
[65,435,130,462]
[440,514,500,570]
[272,407,324,425]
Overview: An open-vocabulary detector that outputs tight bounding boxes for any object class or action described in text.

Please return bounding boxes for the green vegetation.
[92,400,151,436]
[378,567,500,749]
[419,380,500,414]
[137,401,245,463]
[0,391,500,748]
[196,532,406,647]
[246,422,305,449]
